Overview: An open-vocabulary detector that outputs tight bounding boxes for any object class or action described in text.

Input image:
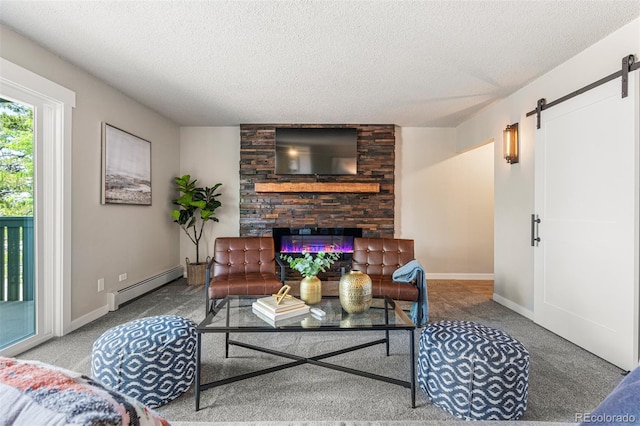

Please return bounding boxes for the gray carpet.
[17,279,623,424]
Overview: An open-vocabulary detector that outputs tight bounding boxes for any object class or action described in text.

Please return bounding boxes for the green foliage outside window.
[0,98,34,216]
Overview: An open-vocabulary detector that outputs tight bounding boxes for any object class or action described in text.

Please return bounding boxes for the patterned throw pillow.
[0,356,170,426]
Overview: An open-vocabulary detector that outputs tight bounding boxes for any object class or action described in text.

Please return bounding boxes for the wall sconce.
[503,123,519,164]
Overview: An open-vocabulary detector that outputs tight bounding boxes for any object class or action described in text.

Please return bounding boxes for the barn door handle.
[531,214,541,247]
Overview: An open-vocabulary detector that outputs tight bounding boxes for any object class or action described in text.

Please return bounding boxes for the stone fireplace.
[239,124,395,280]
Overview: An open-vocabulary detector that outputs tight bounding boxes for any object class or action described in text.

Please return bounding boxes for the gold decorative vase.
[300,276,322,304]
[339,270,373,314]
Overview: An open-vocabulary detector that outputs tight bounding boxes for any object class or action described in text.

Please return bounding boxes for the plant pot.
[186,257,207,286]
[300,276,322,305]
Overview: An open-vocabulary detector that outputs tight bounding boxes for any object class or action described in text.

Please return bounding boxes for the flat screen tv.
[275,127,357,175]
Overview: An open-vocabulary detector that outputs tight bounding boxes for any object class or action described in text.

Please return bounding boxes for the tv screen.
[275,127,357,175]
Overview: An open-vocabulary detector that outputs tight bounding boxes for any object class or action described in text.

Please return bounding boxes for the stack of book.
[252,295,309,326]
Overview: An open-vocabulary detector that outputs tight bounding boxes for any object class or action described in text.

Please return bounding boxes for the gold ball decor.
[339,270,373,314]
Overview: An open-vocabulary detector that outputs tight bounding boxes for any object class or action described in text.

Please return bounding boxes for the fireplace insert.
[273,227,362,256]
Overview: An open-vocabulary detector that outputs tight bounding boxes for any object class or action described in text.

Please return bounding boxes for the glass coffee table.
[195,295,417,410]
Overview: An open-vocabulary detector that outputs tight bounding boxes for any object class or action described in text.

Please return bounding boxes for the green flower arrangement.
[280,250,341,278]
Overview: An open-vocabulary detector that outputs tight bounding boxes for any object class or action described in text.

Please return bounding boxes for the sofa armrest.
[205,256,217,314]
[275,255,286,283]
[581,366,640,424]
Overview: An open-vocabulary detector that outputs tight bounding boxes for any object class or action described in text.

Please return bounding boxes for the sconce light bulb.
[503,123,519,164]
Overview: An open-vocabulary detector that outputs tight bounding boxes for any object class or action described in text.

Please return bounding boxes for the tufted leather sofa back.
[352,238,414,276]
[212,237,276,277]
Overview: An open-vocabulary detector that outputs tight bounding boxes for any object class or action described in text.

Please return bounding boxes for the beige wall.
[0,25,181,323]
[179,127,241,266]
[396,127,494,278]
[180,126,495,278]
[456,18,640,316]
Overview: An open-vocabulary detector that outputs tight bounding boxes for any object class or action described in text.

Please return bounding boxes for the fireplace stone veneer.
[239,124,395,281]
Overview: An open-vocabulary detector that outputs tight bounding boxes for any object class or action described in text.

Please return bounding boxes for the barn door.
[533,75,639,371]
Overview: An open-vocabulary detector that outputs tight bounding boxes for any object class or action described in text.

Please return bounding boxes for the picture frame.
[101,122,151,205]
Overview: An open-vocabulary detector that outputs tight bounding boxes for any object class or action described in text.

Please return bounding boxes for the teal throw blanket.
[392,259,428,327]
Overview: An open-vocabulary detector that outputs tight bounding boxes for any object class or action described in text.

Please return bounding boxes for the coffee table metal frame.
[195,295,416,410]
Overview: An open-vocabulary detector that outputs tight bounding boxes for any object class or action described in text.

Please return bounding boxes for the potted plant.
[280,250,341,304]
[171,174,222,285]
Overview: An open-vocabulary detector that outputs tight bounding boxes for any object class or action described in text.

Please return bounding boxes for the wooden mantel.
[254,182,380,193]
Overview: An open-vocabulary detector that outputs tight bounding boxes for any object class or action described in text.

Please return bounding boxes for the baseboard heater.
[107,266,184,311]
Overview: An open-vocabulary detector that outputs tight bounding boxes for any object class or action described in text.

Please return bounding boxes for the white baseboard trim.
[107,266,184,311]
[70,266,183,331]
[492,293,534,320]
[426,273,494,280]
[70,304,110,332]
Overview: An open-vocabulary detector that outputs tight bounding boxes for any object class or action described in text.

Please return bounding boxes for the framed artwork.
[101,122,151,205]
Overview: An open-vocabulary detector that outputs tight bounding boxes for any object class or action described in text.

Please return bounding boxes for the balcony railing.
[1,216,34,301]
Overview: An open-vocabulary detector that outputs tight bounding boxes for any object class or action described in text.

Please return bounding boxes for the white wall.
[180,126,495,278]
[0,25,181,322]
[179,127,241,266]
[456,18,640,315]
[396,127,494,278]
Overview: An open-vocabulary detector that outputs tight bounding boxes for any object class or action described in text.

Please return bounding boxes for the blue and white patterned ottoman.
[417,320,529,420]
[91,315,197,408]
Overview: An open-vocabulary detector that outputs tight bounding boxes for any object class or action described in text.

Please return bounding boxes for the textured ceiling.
[1,1,639,127]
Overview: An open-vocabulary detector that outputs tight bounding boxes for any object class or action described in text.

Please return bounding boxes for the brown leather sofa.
[352,237,424,323]
[205,237,283,313]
